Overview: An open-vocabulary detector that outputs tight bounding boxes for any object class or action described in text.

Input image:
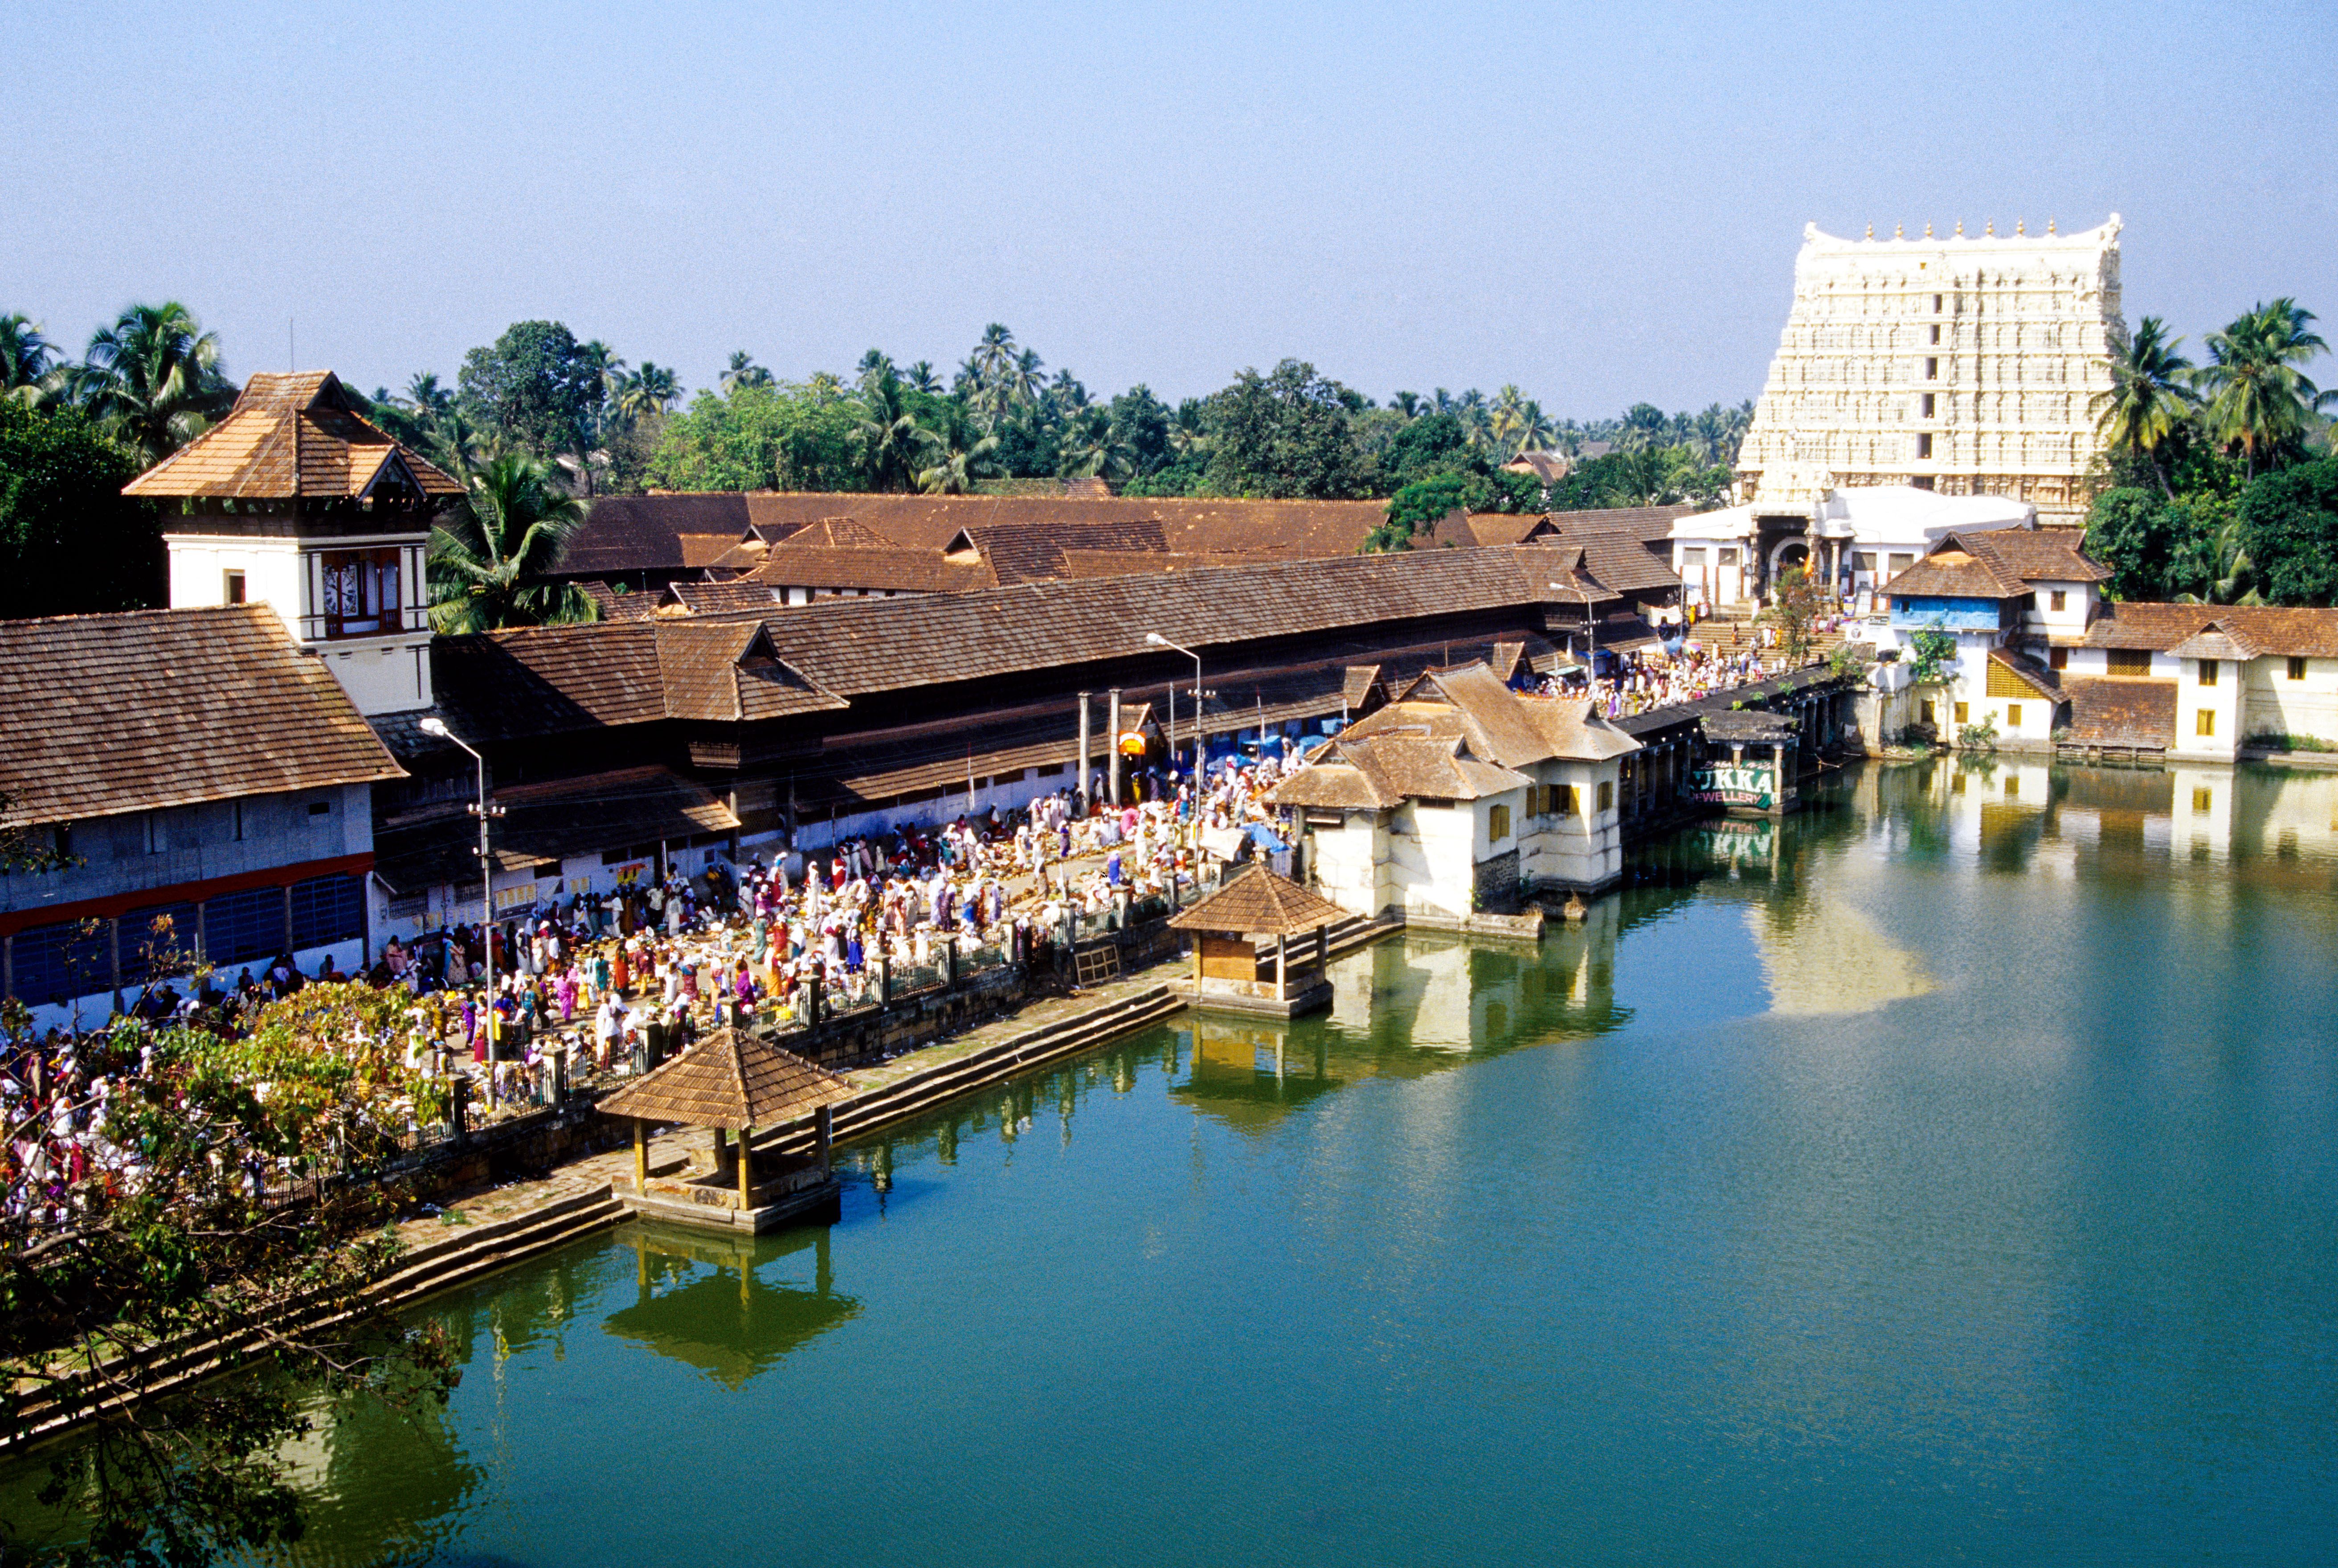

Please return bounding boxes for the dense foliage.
[2082,303,2336,605]
[0,403,159,617]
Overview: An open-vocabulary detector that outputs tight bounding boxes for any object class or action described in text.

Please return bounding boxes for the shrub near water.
[0,987,458,1566]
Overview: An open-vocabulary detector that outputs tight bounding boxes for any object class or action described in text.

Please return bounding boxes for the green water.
[196,764,2338,1561]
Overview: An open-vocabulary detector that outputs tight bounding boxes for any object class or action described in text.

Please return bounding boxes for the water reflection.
[603,1224,858,1391]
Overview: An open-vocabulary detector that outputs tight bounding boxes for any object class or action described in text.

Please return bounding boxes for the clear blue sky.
[8,0,2334,416]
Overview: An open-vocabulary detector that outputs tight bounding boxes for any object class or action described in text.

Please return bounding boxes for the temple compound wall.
[1736,216,2124,526]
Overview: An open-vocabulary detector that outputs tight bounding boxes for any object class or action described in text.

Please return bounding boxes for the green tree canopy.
[1202,360,1369,499]
[457,321,606,460]
[2236,455,2338,605]
[2092,316,2199,495]
[2197,299,2330,480]
[647,380,862,492]
[0,402,160,618]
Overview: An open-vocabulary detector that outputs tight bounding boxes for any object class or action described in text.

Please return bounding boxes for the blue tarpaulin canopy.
[1246,821,1289,853]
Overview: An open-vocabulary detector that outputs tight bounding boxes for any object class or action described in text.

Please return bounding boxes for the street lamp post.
[419,716,504,1048]
[1144,633,1204,778]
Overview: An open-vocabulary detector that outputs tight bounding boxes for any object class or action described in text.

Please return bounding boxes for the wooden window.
[2106,648,2152,675]
[2007,703,2023,728]
[2197,659,2218,686]
[320,548,401,638]
[1596,781,1614,813]
[223,569,246,604]
[1488,804,1510,842]
[2197,709,2216,738]
[1954,702,1970,725]
[2289,656,2309,681]
[1554,784,1578,817]
[2049,647,2068,670]
[2049,589,2067,611]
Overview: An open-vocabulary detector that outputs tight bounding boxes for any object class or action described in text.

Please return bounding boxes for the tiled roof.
[2084,603,2338,657]
[2166,624,2263,662]
[429,619,842,740]
[579,581,662,621]
[737,492,1394,557]
[1700,710,1800,743]
[664,580,788,616]
[1884,548,2024,600]
[743,547,994,594]
[598,1026,852,1129]
[123,372,461,501]
[765,516,905,551]
[1168,864,1348,935]
[558,494,752,575]
[372,765,737,891]
[1364,664,1640,768]
[1986,646,2064,700]
[2064,676,2176,748]
[740,548,1606,700]
[1501,451,1574,483]
[950,518,1171,584]
[0,605,404,825]
[1946,526,2109,585]
[1550,504,1698,546]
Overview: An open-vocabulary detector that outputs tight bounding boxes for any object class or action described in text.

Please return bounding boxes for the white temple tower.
[1735,216,2125,525]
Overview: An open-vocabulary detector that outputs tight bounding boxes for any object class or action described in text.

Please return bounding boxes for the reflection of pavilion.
[602,1223,859,1390]
[1170,907,1630,1131]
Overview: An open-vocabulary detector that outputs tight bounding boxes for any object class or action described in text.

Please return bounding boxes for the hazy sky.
[9,1,2335,416]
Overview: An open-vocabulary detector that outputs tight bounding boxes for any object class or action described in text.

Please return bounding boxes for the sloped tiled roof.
[1352,663,1640,768]
[1986,646,2064,700]
[766,515,904,551]
[557,494,753,575]
[579,581,662,621]
[2166,623,2263,662]
[949,518,1171,584]
[2084,603,2338,657]
[0,604,405,825]
[599,1026,853,1129]
[2064,676,2176,748]
[663,580,788,616]
[1884,547,2024,599]
[123,372,462,501]
[1168,864,1349,935]
[654,622,847,722]
[1949,526,2110,585]
[744,546,994,594]
[736,493,1393,556]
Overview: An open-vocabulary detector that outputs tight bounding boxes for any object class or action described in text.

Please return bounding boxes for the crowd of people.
[2,762,1310,1215]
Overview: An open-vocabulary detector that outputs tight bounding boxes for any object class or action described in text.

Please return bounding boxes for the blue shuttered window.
[9,921,112,1007]
[204,887,286,967]
[290,874,365,950]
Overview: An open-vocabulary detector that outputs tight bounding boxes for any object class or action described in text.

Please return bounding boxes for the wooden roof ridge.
[597,1026,854,1129]
[1168,864,1348,935]
[124,369,462,500]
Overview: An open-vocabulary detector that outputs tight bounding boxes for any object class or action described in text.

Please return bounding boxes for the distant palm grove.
[4,298,2336,622]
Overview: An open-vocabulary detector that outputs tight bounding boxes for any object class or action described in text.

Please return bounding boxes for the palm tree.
[1390,391,1422,420]
[2089,316,2199,494]
[853,369,924,491]
[1168,400,1211,461]
[916,410,1001,494]
[610,362,680,421]
[1055,406,1128,482]
[970,324,1018,386]
[72,302,237,466]
[2177,510,2265,606]
[2196,299,2331,480]
[904,360,942,395]
[1,314,61,407]
[720,351,773,394]
[1009,348,1046,408]
[426,456,598,632]
[856,349,895,389]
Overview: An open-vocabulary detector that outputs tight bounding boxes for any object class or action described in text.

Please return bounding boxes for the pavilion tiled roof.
[663,580,788,616]
[1168,865,1349,935]
[598,1027,854,1129]
[579,581,662,621]
[0,604,405,825]
[738,492,1395,556]
[948,518,1171,584]
[123,372,462,501]
[764,516,905,551]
